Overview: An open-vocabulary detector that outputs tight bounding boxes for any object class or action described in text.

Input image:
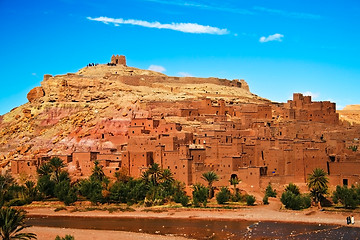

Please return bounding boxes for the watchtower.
[111,55,126,65]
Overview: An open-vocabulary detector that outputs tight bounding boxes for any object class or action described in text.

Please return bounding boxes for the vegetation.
[55,235,75,240]
[246,195,256,206]
[281,183,311,210]
[229,175,240,194]
[332,185,360,209]
[348,145,358,152]
[201,171,219,199]
[265,183,277,198]
[0,207,37,240]
[216,187,231,204]
[192,183,208,207]
[307,168,329,209]
[263,195,269,205]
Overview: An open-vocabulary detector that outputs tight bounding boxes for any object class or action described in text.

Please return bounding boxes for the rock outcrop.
[338,105,360,125]
[27,87,44,102]
[0,55,265,163]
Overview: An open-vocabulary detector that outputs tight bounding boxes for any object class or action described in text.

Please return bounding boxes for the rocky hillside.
[0,58,268,164]
[338,105,360,125]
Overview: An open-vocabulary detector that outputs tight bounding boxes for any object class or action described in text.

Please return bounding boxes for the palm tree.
[285,183,300,195]
[201,171,219,198]
[49,157,65,183]
[91,160,105,182]
[0,207,37,240]
[229,175,240,194]
[147,163,162,186]
[36,163,52,176]
[160,169,174,184]
[308,168,329,209]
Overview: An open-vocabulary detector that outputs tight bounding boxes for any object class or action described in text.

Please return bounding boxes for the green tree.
[23,181,37,203]
[332,185,359,209]
[263,195,269,205]
[285,183,300,195]
[201,171,219,199]
[36,163,52,176]
[229,176,240,194]
[281,191,311,210]
[246,195,256,206]
[36,175,55,198]
[160,169,174,184]
[0,207,37,240]
[0,174,16,207]
[90,160,105,182]
[216,187,230,204]
[281,183,311,210]
[147,163,162,186]
[265,183,277,198]
[78,179,104,204]
[54,180,77,205]
[307,168,329,209]
[192,183,208,207]
[49,157,65,183]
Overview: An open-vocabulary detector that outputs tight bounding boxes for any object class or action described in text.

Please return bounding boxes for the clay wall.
[11,159,38,175]
[110,55,126,65]
[72,152,98,176]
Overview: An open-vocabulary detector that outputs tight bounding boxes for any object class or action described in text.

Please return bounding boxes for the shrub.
[179,195,189,207]
[216,187,231,204]
[173,190,189,206]
[78,179,104,204]
[37,175,55,198]
[285,183,300,195]
[263,195,269,205]
[55,235,75,240]
[246,195,256,206]
[332,185,359,209]
[280,191,311,210]
[192,183,208,207]
[265,183,277,198]
[231,191,242,202]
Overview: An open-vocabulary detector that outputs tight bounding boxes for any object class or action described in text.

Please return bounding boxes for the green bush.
[263,195,269,205]
[55,235,75,240]
[265,183,277,198]
[179,195,189,207]
[173,190,189,206]
[285,183,300,195]
[231,191,242,202]
[37,175,55,198]
[216,187,230,204]
[246,195,256,206]
[332,185,359,209]
[280,191,311,210]
[78,179,104,204]
[192,183,208,207]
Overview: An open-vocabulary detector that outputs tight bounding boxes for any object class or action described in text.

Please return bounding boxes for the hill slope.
[0,61,268,163]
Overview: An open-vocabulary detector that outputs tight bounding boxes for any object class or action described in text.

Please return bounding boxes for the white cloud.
[148,65,166,73]
[87,16,229,35]
[31,73,37,76]
[259,33,284,43]
[302,91,319,99]
[178,72,193,77]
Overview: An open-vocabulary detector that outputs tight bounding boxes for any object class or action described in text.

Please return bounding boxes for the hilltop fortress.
[2,55,360,191]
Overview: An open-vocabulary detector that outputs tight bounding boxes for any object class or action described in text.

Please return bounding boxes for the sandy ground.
[23,199,360,239]
[28,226,190,240]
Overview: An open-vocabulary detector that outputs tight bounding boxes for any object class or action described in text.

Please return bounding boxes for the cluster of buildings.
[11,93,360,190]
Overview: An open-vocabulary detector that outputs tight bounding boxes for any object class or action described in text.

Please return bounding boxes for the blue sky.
[0,0,359,115]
